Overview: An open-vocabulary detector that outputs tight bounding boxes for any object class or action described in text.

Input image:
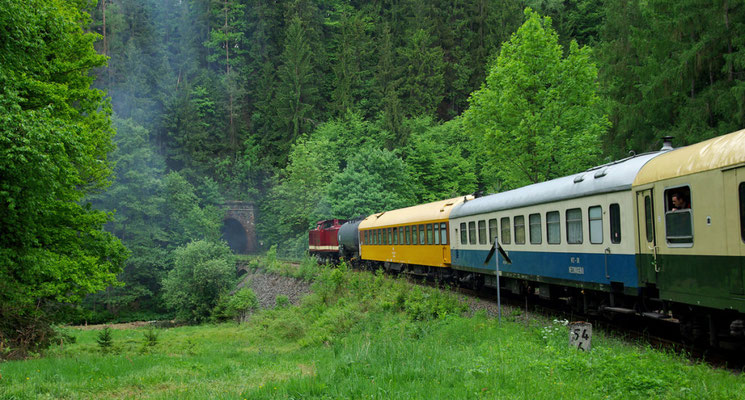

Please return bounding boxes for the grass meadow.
[2,260,745,399]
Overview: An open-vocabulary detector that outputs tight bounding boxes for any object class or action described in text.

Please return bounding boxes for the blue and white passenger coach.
[448,152,663,299]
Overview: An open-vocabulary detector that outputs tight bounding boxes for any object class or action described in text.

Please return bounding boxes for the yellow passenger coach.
[358,196,473,270]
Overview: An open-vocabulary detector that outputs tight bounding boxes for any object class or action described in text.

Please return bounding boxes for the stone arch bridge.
[221,201,257,254]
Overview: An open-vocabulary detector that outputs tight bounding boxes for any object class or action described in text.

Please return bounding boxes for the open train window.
[488,219,498,244]
[468,221,476,245]
[478,220,487,244]
[500,217,511,245]
[740,183,745,242]
[664,186,693,245]
[440,223,448,245]
[514,216,525,244]
[589,206,603,244]
[529,213,541,244]
[610,203,621,243]
[547,211,560,244]
[460,223,467,244]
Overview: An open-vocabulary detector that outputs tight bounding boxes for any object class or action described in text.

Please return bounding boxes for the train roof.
[359,196,473,229]
[633,128,745,186]
[450,152,662,219]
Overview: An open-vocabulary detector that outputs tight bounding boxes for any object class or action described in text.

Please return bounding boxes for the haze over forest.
[1,0,743,354]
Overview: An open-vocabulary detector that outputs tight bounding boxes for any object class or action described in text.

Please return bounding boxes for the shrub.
[213,287,260,322]
[162,240,236,322]
[275,295,290,308]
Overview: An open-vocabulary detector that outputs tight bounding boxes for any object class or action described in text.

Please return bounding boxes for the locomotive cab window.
[664,187,693,245]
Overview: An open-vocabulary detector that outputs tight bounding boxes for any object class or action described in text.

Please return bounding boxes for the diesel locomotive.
[310,129,745,347]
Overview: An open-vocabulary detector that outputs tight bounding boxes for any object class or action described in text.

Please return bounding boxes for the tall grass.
[2,258,744,399]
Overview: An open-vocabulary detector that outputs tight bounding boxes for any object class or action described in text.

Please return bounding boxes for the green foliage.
[275,295,290,308]
[162,240,236,323]
[96,328,113,353]
[213,286,259,322]
[405,117,479,202]
[0,0,127,354]
[325,149,417,218]
[464,8,609,190]
[140,328,159,353]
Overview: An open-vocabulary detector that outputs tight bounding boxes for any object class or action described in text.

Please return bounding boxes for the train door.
[723,167,745,295]
[636,189,658,284]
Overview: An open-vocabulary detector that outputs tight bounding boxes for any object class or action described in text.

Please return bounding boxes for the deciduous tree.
[464,8,609,190]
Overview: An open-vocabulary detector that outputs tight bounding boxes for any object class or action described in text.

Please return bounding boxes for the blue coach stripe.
[451,249,639,288]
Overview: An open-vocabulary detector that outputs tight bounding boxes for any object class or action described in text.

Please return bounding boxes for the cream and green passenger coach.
[632,129,745,321]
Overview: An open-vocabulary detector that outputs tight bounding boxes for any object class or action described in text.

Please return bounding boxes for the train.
[310,129,745,348]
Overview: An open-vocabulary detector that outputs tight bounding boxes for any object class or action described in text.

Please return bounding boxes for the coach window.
[426,224,433,245]
[547,211,560,244]
[500,217,511,245]
[514,216,526,244]
[434,223,441,245]
[389,228,394,245]
[364,231,368,245]
[419,224,426,245]
[610,203,621,244]
[567,208,583,244]
[411,225,417,245]
[393,227,398,245]
[404,226,410,245]
[468,221,476,245]
[740,182,745,242]
[529,213,541,244]
[740,183,745,242]
[488,219,498,244]
[478,220,487,245]
[664,187,693,245]
[460,223,467,244]
[589,206,603,244]
[440,223,448,245]
[381,229,386,245]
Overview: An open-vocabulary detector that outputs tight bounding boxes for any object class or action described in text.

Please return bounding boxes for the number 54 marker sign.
[569,322,592,352]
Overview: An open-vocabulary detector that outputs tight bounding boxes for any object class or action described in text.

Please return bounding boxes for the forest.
[1,0,744,355]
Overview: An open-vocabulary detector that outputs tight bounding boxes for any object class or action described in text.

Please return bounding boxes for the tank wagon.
[311,129,745,347]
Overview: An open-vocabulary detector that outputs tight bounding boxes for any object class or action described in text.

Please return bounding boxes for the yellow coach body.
[359,196,472,268]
